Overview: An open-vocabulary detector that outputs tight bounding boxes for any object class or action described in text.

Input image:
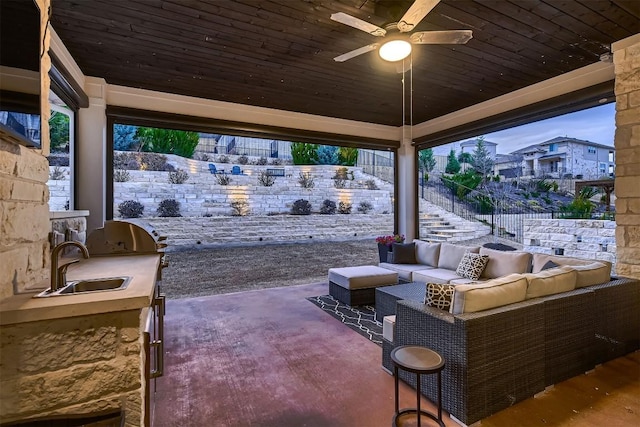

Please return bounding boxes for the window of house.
[549,143,557,152]
[609,151,614,162]
[600,162,607,175]
[588,146,596,154]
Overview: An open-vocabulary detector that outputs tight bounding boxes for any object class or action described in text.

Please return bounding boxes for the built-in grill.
[86,220,169,277]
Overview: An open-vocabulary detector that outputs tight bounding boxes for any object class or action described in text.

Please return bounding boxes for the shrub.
[199,153,211,162]
[230,200,250,216]
[320,199,336,214]
[270,158,283,165]
[257,171,276,187]
[216,174,232,185]
[118,200,144,218]
[237,154,249,165]
[291,199,312,215]
[357,201,373,214]
[136,127,199,158]
[113,152,172,171]
[157,199,181,217]
[113,169,131,182]
[333,167,353,180]
[313,145,341,165]
[47,154,69,166]
[218,155,230,163]
[291,142,318,165]
[256,156,268,165]
[333,178,347,189]
[365,179,378,190]
[338,147,358,166]
[49,166,65,180]
[168,168,189,184]
[298,172,314,188]
[338,201,352,214]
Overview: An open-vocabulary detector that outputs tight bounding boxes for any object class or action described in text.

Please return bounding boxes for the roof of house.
[460,139,498,148]
[539,137,615,150]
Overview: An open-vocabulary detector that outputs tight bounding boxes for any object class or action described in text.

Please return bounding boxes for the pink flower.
[375,234,405,247]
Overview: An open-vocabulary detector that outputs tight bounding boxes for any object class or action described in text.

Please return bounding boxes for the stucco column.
[77,77,107,234]
[397,127,417,240]
[613,33,640,280]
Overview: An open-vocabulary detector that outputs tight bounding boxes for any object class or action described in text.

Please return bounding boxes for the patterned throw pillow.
[455,252,489,280]
[424,283,455,311]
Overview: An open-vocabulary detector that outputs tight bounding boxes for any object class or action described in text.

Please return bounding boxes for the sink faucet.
[50,241,90,292]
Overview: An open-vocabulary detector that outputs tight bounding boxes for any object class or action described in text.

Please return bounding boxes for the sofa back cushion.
[524,266,577,299]
[571,262,611,288]
[479,247,532,279]
[437,243,479,270]
[531,253,612,276]
[451,273,527,314]
[390,242,417,264]
[413,240,440,267]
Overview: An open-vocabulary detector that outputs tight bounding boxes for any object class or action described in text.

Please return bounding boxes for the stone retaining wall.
[523,218,617,273]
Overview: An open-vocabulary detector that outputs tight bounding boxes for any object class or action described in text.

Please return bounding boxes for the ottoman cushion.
[328,266,398,290]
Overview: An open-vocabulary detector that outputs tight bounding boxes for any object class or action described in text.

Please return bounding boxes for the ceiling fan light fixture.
[379,39,412,62]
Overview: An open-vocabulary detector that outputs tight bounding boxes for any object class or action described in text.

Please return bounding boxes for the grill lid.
[86,220,160,255]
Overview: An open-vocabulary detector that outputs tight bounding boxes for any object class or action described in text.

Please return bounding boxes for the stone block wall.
[523,218,617,274]
[613,35,640,279]
[0,310,143,426]
[0,139,51,299]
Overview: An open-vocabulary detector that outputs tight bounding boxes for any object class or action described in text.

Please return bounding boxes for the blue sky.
[432,102,616,155]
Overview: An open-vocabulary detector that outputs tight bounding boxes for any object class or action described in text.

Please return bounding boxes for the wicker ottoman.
[328,265,398,306]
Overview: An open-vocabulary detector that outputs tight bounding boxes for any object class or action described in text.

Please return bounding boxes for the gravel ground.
[162,236,522,299]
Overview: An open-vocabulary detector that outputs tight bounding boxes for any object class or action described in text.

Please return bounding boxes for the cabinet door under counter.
[143,279,165,427]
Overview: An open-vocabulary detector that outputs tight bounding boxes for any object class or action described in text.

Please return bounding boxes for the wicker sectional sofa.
[377,241,640,425]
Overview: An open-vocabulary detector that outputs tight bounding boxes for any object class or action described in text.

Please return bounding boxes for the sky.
[432,102,616,156]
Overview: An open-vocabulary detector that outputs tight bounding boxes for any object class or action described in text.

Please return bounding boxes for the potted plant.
[375,234,405,263]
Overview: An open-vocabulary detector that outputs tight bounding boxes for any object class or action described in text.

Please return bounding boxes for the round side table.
[390,345,445,427]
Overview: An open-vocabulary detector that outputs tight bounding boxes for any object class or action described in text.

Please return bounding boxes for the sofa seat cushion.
[451,273,528,314]
[378,262,433,281]
[328,265,398,290]
[413,240,441,267]
[571,262,611,288]
[437,243,480,270]
[413,268,464,284]
[479,247,532,279]
[523,266,577,299]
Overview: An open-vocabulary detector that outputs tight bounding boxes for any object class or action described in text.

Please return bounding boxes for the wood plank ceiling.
[50,0,639,127]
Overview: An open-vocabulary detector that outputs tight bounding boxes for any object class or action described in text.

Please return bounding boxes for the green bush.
[314,145,341,165]
[338,147,358,166]
[157,199,181,217]
[257,171,275,187]
[136,127,199,158]
[357,201,373,214]
[291,142,318,165]
[118,200,144,218]
[338,201,352,214]
[168,168,189,184]
[320,199,336,214]
[292,199,312,215]
[113,169,130,182]
[298,172,314,188]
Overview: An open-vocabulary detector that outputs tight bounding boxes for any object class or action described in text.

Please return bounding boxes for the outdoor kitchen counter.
[0,254,161,325]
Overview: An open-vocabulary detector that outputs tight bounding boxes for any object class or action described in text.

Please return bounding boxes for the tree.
[49,111,69,152]
[458,152,473,165]
[338,147,358,166]
[290,142,318,165]
[471,136,494,178]
[418,148,436,173]
[313,145,341,165]
[445,149,461,174]
[136,127,200,158]
[113,124,139,151]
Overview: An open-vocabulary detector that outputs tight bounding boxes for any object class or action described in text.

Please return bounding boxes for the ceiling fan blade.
[333,44,379,62]
[331,12,386,37]
[397,0,440,32]
[410,30,473,44]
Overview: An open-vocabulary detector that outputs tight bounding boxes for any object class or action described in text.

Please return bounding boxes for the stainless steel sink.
[35,276,131,297]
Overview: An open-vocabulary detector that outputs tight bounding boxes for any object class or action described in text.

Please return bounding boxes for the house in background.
[460,139,498,159]
[495,137,615,179]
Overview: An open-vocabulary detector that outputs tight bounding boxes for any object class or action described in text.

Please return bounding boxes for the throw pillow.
[541,260,559,271]
[391,242,416,264]
[424,283,455,311]
[455,252,489,280]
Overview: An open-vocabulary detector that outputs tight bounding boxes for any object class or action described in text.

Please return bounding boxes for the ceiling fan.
[331,0,472,63]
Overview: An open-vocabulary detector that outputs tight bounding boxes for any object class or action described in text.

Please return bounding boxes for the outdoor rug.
[306,295,383,345]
